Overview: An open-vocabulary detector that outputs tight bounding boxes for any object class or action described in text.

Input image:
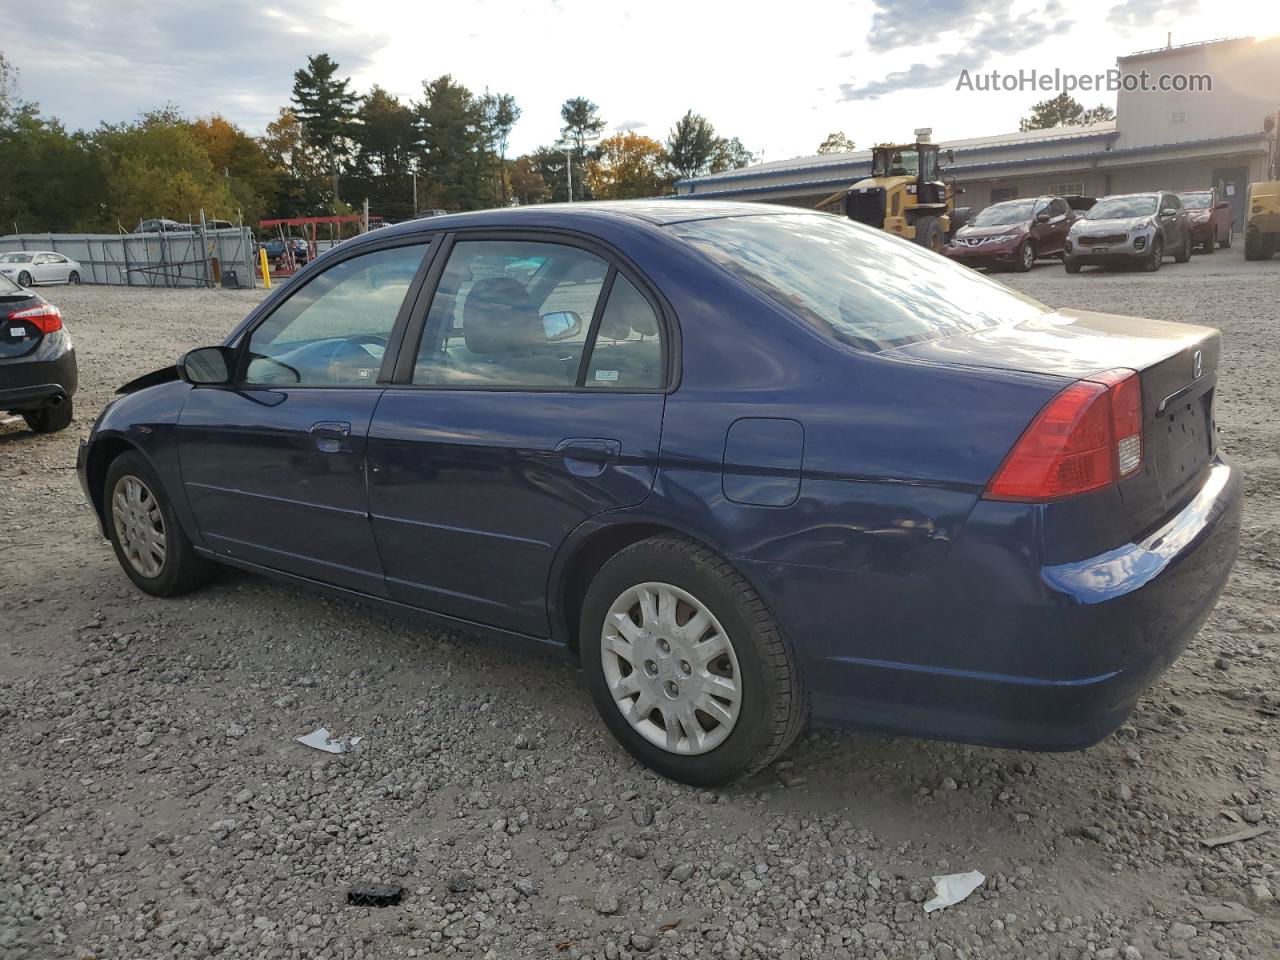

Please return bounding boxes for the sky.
[4,0,1276,164]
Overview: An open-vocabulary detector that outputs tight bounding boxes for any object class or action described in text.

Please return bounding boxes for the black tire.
[1014,239,1034,272]
[104,451,216,597]
[913,215,945,253]
[1174,232,1192,264]
[16,270,32,288]
[1220,228,1232,249]
[23,398,73,433]
[579,534,807,786]
[68,271,80,284]
[1145,237,1163,271]
[1064,258,1082,274]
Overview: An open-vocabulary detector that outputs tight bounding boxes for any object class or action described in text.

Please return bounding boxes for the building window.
[1171,111,1186,124]
[990,187,1018,203]
[1049,182,1084,196]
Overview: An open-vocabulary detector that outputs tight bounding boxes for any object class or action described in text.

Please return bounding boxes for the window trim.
[227,236,438,390]
[389,227,677,395]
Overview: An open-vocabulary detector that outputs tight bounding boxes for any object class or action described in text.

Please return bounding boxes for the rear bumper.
[750,456,1241,750]
[0,344,78,412]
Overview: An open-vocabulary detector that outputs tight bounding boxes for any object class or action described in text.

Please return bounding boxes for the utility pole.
[412,165,418,217]
[565,147,573,203]
[362,198,370,234]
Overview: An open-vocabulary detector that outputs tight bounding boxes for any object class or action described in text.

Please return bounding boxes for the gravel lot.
[2,251,1278,960]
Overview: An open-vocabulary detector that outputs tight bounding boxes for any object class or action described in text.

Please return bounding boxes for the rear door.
[1046,198,1073,253]
[177,239,434,595]
[368,233,668,636]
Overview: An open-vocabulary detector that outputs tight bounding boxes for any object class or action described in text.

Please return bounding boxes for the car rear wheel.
[68,271,80,284]
[104,451,216,597]
[1201,234,1215,253]
[23,398,73,433]
[1014,240,1034,272]
[1219,228,1232,249]
[1174,232,1192,263]
[580,535,807,786]
[1064,258,1082,274]
[16,271,32,288]
[1145,237,1163,271]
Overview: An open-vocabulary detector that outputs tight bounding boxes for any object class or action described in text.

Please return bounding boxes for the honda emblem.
[1193,349,1203,379]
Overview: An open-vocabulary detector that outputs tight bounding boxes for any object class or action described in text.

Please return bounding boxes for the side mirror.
[1035,212,1051,223]
[541,310,582,342]
[178,346,234,385]
[1160,207,1177,218]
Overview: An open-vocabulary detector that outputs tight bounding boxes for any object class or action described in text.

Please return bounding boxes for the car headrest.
[463,278,540,354]
[597,280,659,340]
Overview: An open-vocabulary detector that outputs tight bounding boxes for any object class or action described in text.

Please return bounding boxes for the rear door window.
[670,213,1047,352]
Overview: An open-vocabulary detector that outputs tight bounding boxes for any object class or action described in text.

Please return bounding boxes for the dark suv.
[0,274,77,432]
[944,196,1079,272]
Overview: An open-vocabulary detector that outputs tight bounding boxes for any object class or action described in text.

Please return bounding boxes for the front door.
[368,236,668,636]
[177,241,432,595]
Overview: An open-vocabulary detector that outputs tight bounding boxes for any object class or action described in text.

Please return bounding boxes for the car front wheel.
[68,271,80,284]
[1014,240,1034,272]
[1174,232,1192,263]
[16,271,32,288]
[1145,237,1163,271]
[580,535,807,786]
[104,451,216,597]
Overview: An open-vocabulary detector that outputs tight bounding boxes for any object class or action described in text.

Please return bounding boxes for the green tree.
[817,131,855,154]
[1020,93,1115,131]
[0,109,104,231]
[353,85,418,176]
[417,74,489,211]
[480,91,520,204]
[508,155,548,205]
[0,51,18,121]
[585,132,673,199]
[190,114,277,223]
[290,53,360,172]
[259,108,332,217]
[559,97,605,200]
[710,136,755,173]
[665,111,720,180]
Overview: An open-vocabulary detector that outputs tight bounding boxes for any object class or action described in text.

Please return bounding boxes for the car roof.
[367,199,805,241]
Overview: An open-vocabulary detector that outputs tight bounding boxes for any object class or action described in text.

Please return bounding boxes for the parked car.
[135,218,189,234]
[1065,192,1192,272]
[1,272,77,432]
[0,251,84,287]
[944,195,1079,271]
[77,201,1240,785]
[1177,189,1233,252]
[261,238,309,265]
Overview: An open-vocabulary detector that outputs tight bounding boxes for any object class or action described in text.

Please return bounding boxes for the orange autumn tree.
[585,132,673,200]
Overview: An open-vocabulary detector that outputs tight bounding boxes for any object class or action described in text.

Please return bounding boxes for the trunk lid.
[886,308,1220,537]
[0,294,46,360]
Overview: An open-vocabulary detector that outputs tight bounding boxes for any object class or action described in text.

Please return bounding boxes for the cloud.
[866,0,989,51]
[840,0,1074,101]
[614,119,648,132]
[1107,0,1199,29]
[2,0,389,132]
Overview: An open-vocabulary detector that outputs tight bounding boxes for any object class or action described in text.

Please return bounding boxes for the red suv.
[1177,189,1233,253]
[944,196,1079,272]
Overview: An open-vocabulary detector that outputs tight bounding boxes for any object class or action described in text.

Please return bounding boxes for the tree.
[290,53,360,172]
[710,136,755,173]
[509,155,548,205]
[259,108,331,216]
[352,86,418,176]
[0,51,18,121]
[0,109,104,231]
[559,97,605,200]
[585,132,673,199]
[417,74,489,211]
[190,115,277,222]
[479,91,520,204]
[1019,93,1115,131]
[817,131,856,154]
[665,111,720,180]
[526,146,570,203]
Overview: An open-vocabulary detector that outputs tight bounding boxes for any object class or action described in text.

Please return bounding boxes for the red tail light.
[985,368,1143,502]
[6,303,62,333]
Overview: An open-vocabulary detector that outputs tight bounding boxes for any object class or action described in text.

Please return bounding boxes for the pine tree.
[290,53,360,173]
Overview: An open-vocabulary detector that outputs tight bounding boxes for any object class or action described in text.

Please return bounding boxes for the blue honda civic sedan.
[77,201,1240,785]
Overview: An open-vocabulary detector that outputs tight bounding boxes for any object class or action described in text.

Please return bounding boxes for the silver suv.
[1064,192,1192,273]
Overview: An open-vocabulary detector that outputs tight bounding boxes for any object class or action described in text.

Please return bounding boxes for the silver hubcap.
[111,475,167,578]
[601,582,741,756]
[1023,245,1033,268]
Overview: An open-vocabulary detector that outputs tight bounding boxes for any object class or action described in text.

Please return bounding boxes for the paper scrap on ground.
[923,871,985,913]
[294,727,363,754]
[1200,825,1270,848]
[1196,902,1256,924]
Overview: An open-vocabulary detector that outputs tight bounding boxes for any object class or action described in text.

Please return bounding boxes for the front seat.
[456,278,573,386]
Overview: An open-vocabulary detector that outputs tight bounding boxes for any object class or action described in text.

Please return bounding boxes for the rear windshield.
[0,272,21,294]
[1179,192,1211,210]
[1087,196,1156,219]
[669,213,1047,351]
[972,201,1035,226]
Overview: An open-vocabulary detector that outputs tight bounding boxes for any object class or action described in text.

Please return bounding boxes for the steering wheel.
[323,334,390,384]
[246,352,302,384]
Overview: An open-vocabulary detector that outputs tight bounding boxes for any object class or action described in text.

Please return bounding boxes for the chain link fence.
[0,228,259,288]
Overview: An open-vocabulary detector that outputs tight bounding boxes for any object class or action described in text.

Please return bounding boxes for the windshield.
[669,213,1048,352]
[972,201,1036,226]
[1179,192,1211,210]
[0,253,34,263]
[1087,196,1157,219]
[873,149,919,178]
